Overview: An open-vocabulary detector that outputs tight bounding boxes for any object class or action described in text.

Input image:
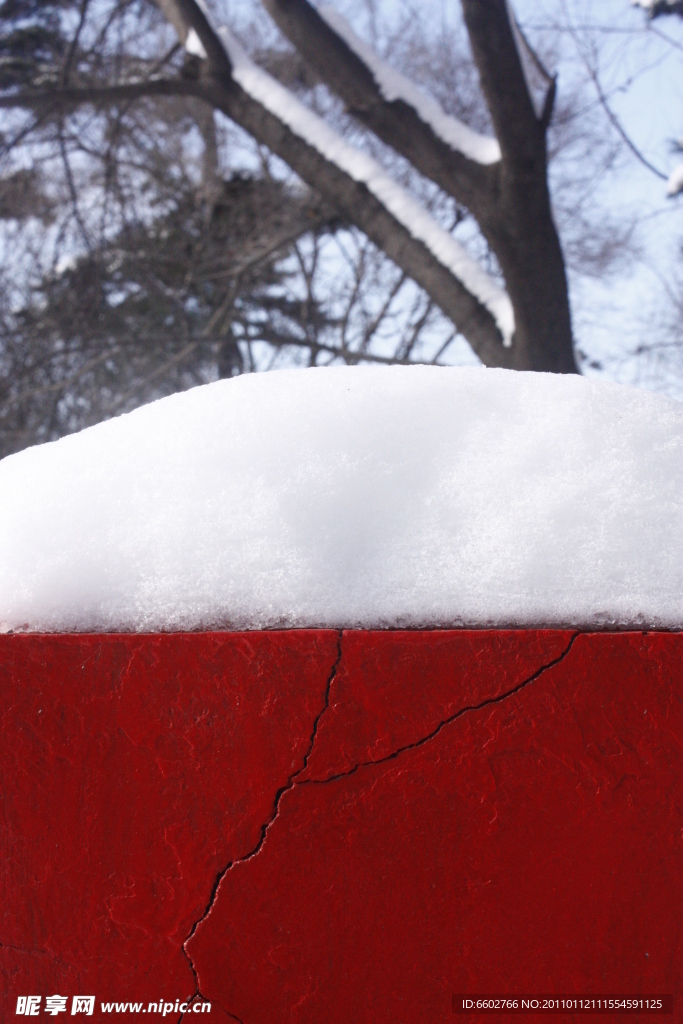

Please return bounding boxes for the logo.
[71,998,95,1016]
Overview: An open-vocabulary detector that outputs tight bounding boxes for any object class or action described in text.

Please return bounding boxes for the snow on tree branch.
[156,0,232,74]
[633,0,683,17]
[217,28,514,346]
[667,161,683,196]
[317,6,501,166]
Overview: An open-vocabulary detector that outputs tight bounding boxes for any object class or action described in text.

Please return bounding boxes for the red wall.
[1,630,681,1022]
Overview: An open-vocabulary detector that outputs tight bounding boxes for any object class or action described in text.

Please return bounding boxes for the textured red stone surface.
[1,630,682,1023]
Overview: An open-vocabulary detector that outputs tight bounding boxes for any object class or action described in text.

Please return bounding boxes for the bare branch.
[61,0,91,87]
[59,128,92,252]
[0,79,202,112]
[431,331,458,364]
[252,330,446,367]
[360,270,407,353]
[4,348,119,411]
[581,61,668,181]
[398,298,434,361]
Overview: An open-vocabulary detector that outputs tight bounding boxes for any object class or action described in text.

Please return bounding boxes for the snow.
[318,6,501,165]
[667,161,683,196]
[633,0,680,10]
[170,11,512,346]
[217,28,514,347]
[1,365,682,634]
[185,27,207,59]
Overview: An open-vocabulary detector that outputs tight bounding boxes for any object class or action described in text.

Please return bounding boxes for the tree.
[0,172,344,452]
[0,0,350,454]
[6,0,680,458]
[0,0,579,381]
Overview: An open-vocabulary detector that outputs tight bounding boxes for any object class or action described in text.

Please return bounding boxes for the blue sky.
[515,0,683,394]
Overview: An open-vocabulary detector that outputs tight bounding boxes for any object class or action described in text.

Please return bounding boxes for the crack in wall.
[177,631,344,1023]
[300,631,580,787]
[177,629,578,1023]
[0,939,80,974]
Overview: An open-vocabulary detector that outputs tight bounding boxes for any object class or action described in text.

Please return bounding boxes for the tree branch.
[580,56,668,180]
[260,0,498,212]
[61,0,91,87]
[199,30,515,362]
[147,0,518,364]
[0,79,201,111]
[253,329,445,367]
[461,0,544,167]
[635,0,683,18]
[155,0,232,75]
[256,0,575,372]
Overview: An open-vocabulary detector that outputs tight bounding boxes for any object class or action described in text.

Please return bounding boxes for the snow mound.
[1,365,682,633]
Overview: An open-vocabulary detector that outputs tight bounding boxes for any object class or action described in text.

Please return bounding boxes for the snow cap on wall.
[1,365,682,633]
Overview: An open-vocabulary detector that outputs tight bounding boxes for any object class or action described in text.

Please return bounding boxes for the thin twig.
[61,0,91,87]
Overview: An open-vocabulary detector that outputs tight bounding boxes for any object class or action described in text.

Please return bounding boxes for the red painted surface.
[1,630,682,1022]
[0,631,340,1022]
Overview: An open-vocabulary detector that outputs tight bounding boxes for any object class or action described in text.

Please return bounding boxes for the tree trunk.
[462,0,576,372]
